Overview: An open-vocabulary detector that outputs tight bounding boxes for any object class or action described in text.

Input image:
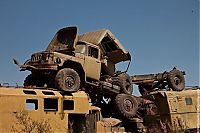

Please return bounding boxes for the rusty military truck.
[132,68,186,96]
[1,85,199,133]
[141,87,200,132]
[0,86,126,133]
[14,27,132,95]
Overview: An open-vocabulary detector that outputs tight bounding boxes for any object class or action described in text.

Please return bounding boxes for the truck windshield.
[75,44,87,54]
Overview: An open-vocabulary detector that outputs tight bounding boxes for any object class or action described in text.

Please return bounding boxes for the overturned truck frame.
[131,68,185,95]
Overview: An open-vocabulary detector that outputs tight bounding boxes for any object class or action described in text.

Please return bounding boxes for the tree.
[11,111,52,133]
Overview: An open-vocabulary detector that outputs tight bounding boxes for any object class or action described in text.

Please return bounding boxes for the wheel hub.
[124,99,133,112]
[174,77,181,86]
[65,76,75,88]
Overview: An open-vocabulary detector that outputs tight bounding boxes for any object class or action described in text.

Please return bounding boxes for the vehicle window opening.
[63,100,74,110]
[75,43,87,54]
[23,90,36,95]
[44,98,58,111]
[185,97,192,105]
[101,36,118,52]
[86,113,96,132]
[60,92,73,96]
[88,46,98,58]
[68,114,87,133]
[42,91,55,95]
[26,99,38,110]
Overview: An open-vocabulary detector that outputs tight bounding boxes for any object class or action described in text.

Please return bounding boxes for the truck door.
[84,45,101,80]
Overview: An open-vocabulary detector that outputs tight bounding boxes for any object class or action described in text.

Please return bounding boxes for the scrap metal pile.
[14,27,187,132]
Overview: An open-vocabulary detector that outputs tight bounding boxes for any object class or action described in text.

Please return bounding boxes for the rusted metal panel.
[143,89,200,132]
[46,27,78,51]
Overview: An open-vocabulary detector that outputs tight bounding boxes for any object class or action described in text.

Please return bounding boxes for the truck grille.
[31,52,53,63]
[31,54,42,62]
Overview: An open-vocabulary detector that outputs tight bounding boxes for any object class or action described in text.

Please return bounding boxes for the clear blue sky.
[0,0,199,95]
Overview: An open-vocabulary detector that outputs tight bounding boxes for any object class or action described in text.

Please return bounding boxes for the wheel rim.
[65,76,75,88]
[123,98,133,112]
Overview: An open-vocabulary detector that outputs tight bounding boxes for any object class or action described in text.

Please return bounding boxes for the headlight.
[54,57,61,64]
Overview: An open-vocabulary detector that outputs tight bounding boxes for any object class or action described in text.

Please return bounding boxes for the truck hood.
[46,26,78,52]
[78,29,131,64]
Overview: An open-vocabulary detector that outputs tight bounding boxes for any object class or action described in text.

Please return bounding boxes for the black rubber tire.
[111,77,121,85]
[117,73,133,94]
[55,68,80,92]
[24,74,45,87]
[115,94,138,119]
[24,74,35,87]
[167,69,185,91]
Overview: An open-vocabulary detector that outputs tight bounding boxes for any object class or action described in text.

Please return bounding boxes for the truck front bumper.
[20,64,58,71]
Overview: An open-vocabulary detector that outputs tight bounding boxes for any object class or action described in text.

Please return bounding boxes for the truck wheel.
[167,69,185,91]
[24,74,35,87]
[115,94,138,119]
[24,74,45,87]
[55,68,80,92]
[118,73,133,94]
